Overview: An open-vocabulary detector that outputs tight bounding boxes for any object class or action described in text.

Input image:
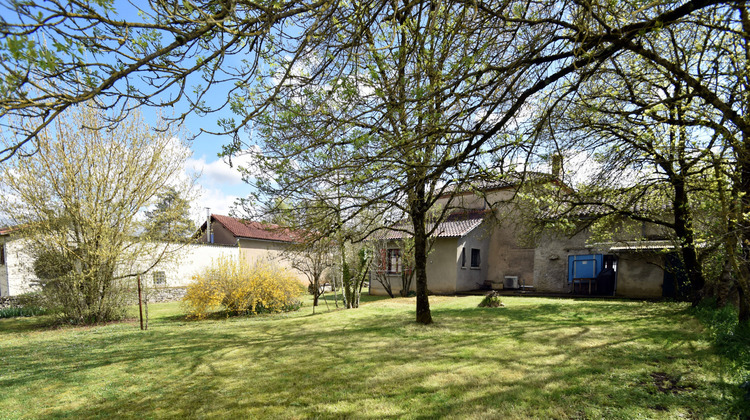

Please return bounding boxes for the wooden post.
[137,274,144,331]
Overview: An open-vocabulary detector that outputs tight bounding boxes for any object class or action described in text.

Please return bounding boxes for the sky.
[173,117,257,226]
[94,2,262,226]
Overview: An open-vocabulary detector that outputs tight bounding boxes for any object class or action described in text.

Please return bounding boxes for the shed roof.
[588,240,676,253]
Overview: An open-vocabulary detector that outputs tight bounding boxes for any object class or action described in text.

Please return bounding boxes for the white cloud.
[186,146,264,188]
[190,186,240,224]
[185,151,260,223]
[187,156,244,186]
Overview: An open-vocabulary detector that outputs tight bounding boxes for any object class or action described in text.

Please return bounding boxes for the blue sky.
[170,114,255,224]
[103,2,260,224]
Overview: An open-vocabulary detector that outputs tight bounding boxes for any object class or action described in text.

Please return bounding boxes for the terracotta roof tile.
[384,210,488,240]
[210,214,298,243]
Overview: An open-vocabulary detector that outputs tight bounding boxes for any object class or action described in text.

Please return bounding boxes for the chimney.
[205,208,213,244]
[551,154,562,180]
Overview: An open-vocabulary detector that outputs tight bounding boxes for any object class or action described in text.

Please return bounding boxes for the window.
[461,248,466,268]
[152,271,166,286]
[0,243,4,265]
[387,249,401,273]
[470,248,481,269]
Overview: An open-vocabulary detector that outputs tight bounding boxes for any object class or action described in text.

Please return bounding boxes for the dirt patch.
[650,372,689,394]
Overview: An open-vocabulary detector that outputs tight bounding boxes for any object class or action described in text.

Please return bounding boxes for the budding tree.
[0,105,192,324]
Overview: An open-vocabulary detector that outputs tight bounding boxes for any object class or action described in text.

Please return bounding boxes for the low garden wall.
[146,287,188,303]
[0,296,21,310]
[1,287,188,310]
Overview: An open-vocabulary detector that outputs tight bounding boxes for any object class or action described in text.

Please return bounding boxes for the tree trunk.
[738,283,749,322]
[410,185,432,325]
[739,132,750,321]
[672,179,704,304]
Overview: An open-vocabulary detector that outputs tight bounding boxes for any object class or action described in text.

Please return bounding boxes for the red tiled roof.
[210,214,298,243]
[384,210,488,240]
[0,226,14,236]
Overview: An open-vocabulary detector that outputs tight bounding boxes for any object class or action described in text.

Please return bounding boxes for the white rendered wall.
[147,243,240,288]
[0,237,9,296]
[4,239,40,296]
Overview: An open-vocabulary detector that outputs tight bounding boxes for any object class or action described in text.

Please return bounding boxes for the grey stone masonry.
[145,287,188,303]
[0,295,20,309]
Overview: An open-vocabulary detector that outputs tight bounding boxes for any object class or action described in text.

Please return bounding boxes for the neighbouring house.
[141,243,240,288]
[0,225,240,297]
[0,227,39,296]
[0,214,305,297]
[370,174,679,299]
[196,214,305,283]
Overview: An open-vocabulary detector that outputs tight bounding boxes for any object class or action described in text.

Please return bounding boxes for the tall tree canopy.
[527,2,750,319]
[0,0,738,322]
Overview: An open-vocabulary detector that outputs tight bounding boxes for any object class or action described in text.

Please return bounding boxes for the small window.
[461,248,466,268]
[471,249,481,269]
[152,271,166,286]
[387,249,401,273]
[0,243,5,265]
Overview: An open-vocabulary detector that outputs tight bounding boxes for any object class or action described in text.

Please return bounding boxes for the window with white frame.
[470,248,481,268]
[387,249,401,273]
[152,271,166,286]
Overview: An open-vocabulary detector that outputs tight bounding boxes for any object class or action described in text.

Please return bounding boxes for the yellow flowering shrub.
[183,256,305,319]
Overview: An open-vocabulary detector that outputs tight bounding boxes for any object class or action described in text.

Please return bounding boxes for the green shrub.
[0,306,49,319]
[15,291,52,310]
[478,291,505,308]
[183,257,306,319]
[33,249,129,324]
[692,300,750,365]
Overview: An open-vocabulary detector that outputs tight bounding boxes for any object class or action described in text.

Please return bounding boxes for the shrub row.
[0,292,53,319]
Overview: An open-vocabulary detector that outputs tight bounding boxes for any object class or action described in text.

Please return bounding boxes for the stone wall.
[533,229,591,293]
[0,295,20,309]
[145,287,188,303]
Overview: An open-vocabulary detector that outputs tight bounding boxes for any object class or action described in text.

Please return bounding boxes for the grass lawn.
[0,294,739,419]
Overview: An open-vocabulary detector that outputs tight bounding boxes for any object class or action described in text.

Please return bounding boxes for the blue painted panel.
[568,254,603,282]
[568,255,575,283]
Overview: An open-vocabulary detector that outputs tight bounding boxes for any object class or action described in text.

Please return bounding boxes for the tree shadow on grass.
[0,297,736,419]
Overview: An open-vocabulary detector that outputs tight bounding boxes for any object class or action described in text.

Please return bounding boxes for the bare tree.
[284,238,334,311]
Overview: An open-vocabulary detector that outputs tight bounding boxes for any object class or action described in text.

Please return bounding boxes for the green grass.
[0,306,49,319]
[0,295,740,419]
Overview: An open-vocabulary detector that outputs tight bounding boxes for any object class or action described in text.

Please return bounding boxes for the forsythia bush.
[183,257,305,319]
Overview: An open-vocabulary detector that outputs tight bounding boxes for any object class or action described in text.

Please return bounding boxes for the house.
[0,226,241,296]
[196,214,304,282]
[0,214,302,297]
[370,174,675,299]
[0,227,39,297]
[370,209,490,295]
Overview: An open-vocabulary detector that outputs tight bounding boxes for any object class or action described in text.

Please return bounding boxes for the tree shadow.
[0,296,737,419]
